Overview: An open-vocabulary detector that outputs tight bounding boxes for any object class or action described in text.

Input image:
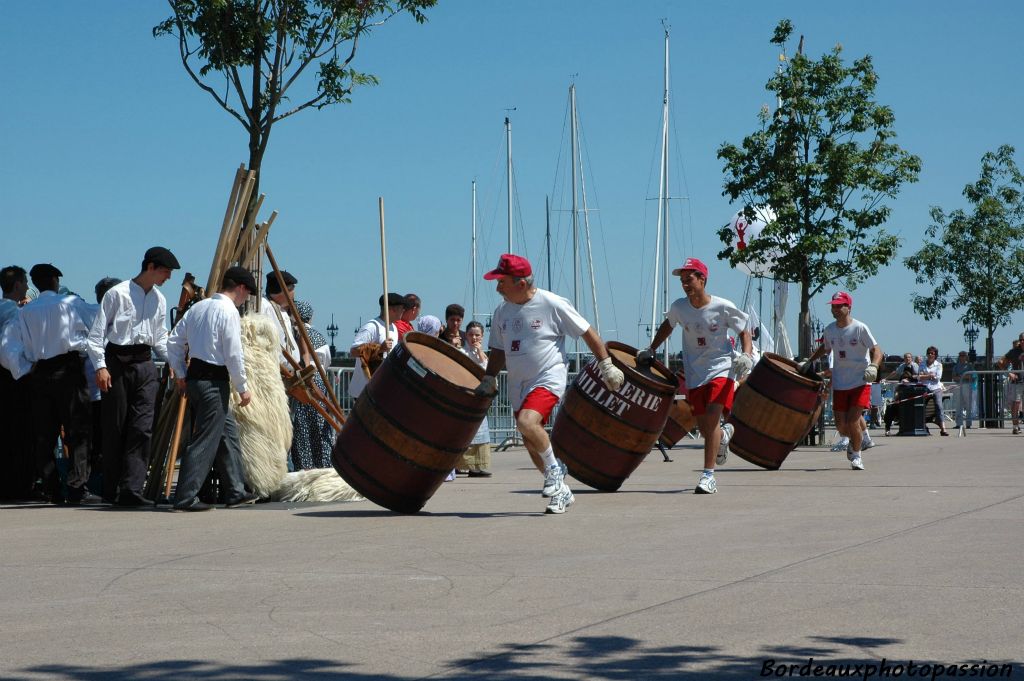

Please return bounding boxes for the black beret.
[29,263,63,279]
[144,246,181,269]
[223,266,257,294]
[379,292,405,307]
[265,270,298,293]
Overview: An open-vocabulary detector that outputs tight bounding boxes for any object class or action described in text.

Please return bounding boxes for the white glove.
[598,357,624,392]
[863,364,878,382]
[732,353,754,380]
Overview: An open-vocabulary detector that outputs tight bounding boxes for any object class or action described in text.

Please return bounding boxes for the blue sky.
[3,1,1022,362]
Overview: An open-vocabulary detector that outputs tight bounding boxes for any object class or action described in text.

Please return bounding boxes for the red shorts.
[515,387,560,425]
[833,385,871,412]
[687,377,734,416]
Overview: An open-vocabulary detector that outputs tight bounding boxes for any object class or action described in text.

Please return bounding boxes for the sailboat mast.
[570,85,581,363]
[650,26,670,351]
[545,195,552,289]
[660,26,671,366]
[471,179,478,320]
[505,116,513,253]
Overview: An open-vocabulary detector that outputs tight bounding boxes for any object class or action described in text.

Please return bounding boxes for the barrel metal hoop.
[360,390,472,457]
[381,362,488,423]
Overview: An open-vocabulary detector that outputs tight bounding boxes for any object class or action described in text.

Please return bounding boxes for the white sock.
[862,431,873,445]
[539,446,557,469]
[851,450,861,457]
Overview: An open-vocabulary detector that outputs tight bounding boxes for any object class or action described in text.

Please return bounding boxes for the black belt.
[35,352,81,372]
[187,358,229,381]
[105,342,152,364]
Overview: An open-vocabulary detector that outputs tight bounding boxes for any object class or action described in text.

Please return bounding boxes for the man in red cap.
[476,253,623,514]
[638,257,752,494]
[803,291,883,470]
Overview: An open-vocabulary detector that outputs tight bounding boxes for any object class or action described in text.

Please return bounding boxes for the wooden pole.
[264,240,342,411]
[163,393,189,499]
[207,167,247,294]
[379,197,391,350]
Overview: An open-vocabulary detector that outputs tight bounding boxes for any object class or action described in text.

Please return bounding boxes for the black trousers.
[30,353,91,496]
[100,353,158,500]
[0,367,35,499]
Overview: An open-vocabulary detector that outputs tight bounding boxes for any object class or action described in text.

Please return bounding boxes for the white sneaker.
[717,423,732,465]
[831,437,850,452]
[541,460,566,498]
[694,473,717,494]
[545,483,575,514]
[850,456,864,470]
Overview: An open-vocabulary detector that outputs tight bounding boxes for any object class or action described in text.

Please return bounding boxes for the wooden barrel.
[332,332,492,513]
[551,341,677,491]
[727,353,825,470]
[657,398,697,448]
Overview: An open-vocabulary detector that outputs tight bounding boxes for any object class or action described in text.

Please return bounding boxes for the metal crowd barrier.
[327,366,577,445]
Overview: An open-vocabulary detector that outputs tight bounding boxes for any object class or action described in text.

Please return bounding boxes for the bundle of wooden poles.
[144,165,345,502]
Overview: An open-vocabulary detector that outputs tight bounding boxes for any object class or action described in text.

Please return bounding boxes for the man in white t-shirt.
[475,253,624,515]
[639,257,752,495]
[349,293,404,399]
[804,291,883,470]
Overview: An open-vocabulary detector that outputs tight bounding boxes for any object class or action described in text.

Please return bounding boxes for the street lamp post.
[964,323,979,363]
[326,314,339,359]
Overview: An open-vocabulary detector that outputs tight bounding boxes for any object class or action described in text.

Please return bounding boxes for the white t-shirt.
[349,317,397,398]
[489,288,589,410]
[667,295,748,388]
[821,318,877,390]
[921,359,943,390]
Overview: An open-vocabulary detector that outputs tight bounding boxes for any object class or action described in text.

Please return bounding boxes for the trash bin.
[977,373,1003,429]
[896,383,929,436]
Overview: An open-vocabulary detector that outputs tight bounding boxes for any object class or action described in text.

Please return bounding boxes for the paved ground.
[2,427,1022,680]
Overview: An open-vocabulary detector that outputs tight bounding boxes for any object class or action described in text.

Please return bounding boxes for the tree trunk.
[985,330,995,369]
[798,272,812,358]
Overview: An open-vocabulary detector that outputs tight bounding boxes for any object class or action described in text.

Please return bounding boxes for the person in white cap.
[475,253,624,514]
[638,257,752,494]
[803,291,883,470]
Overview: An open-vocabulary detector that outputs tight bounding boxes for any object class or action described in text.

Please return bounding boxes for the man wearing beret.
[349,292,405,399]
[476,253,624,515]
[86,246,179,506]
[0,265,34,499]
[4,264,95,504]
[257,270,300,367]
[166,266,257,511]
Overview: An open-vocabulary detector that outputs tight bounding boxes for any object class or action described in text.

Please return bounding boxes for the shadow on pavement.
[17,634,1015,681]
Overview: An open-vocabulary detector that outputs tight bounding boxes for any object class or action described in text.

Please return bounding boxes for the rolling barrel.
[332,332,492,513]
[551,341,676,491]
[658,398,697,448]
[727,353,825,470]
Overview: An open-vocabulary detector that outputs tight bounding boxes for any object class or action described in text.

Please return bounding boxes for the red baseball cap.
[671,257,709,279]
[483,253,533,280]
[830,291,853,307]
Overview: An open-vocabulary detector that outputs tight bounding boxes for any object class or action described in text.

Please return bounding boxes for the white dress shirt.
[0,304,32,379]
[86,279,169,369]
[167,294,248,393]
[7,290,91,364]
[255,297,299,365]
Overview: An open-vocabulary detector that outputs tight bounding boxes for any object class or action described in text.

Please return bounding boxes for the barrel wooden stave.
[727,353,824,470]
[658,399,696,448]
[551,341,677,491]
[332,332,491,513]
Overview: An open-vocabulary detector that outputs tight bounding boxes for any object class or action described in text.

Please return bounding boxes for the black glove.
[637,347,655,366]
[474,375,498,397]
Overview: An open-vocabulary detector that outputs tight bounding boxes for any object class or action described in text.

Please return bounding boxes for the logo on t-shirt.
[530,319,541,330]
[697,337,706,347]
[512,319,523,332]
[511,340,521,352]
[850,339,858,346]
[709,322,719,332]
[839,350,847,359]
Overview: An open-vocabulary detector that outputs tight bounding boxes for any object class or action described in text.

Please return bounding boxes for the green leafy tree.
[155,0,436,201]
[904,145,1024,367]
[717,20,921,357]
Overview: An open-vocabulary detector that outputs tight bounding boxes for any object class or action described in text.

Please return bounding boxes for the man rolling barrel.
[637,258,752,495]
[474,254,623,515]
[802,291,882,470]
